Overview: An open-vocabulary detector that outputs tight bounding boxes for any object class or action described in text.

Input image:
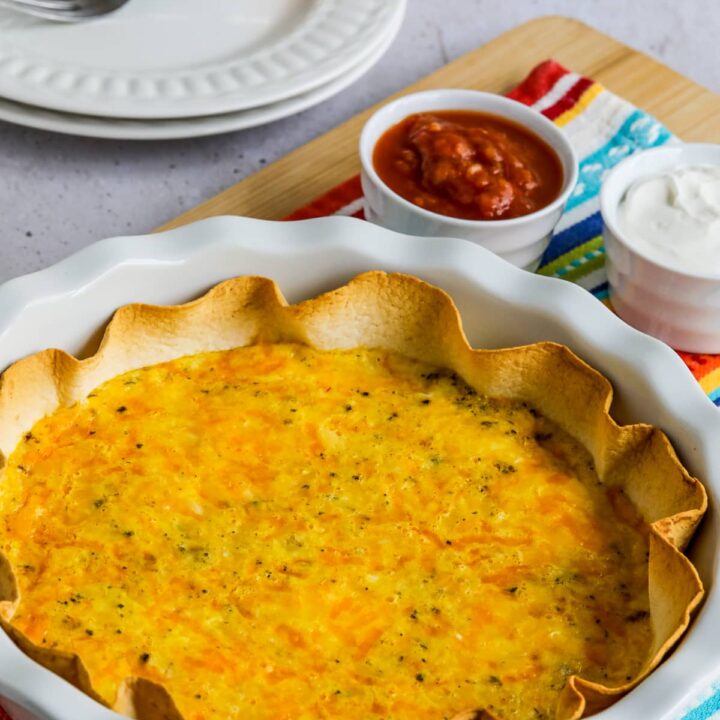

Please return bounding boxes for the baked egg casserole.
[0,273,706,720]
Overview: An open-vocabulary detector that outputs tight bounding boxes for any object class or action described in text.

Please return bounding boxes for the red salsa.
[373,110,564,221]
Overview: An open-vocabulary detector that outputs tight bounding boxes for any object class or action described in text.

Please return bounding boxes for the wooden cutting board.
[160,15,720,230]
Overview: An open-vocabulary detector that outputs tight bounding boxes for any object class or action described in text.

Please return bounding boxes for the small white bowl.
[601,144,720,353]
[359,89,578,271]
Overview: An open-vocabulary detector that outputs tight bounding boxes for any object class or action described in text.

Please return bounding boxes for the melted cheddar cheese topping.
[0,344,651,720]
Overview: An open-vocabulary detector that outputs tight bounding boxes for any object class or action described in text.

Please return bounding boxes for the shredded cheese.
[0,344,651,720]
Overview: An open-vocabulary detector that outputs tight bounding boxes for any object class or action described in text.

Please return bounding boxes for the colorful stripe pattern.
[668,674,720,720]
[284,60,720,408]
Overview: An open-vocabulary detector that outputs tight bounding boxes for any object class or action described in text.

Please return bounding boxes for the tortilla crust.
[0,272,706,720]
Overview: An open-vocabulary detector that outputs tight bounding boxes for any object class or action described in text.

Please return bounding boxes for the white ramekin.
[601,144,720,353]
[359,89,578,271]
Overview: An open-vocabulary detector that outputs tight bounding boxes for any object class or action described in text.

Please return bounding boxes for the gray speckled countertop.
[0,0,716,284]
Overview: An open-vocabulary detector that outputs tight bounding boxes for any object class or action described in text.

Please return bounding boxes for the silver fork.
[0,0,128,21]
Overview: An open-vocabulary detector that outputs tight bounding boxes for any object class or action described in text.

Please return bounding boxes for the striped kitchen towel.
[286,59,720,408]
[669,678,720,720]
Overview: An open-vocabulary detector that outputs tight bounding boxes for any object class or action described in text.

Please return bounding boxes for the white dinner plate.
[0,0,404,119]
[0,4,402,140]
[0,216,717,720]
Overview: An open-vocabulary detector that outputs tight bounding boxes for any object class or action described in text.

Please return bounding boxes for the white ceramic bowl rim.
[359,88,579,228]
[600,143,720,282]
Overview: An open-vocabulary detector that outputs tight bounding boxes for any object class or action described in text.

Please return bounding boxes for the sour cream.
[617,165,720,274]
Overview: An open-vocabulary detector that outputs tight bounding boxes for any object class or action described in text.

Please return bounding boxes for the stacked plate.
[0,0,406,139]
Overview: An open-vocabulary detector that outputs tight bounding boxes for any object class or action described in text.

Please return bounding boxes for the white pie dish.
[0,215,716,720]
